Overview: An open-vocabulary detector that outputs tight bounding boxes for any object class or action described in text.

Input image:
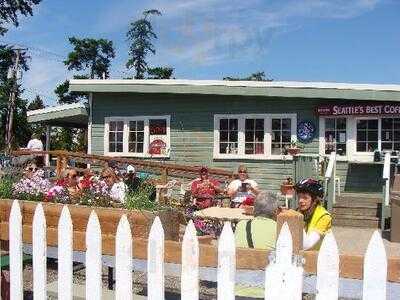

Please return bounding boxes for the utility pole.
[5,48,26,154]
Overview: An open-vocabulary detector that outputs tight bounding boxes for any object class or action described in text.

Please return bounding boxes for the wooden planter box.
[0,199,180,251]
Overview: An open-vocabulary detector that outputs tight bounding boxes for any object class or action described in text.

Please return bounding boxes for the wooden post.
[45,125,51,167]
[277,209,304,254]
[161,167,168,184]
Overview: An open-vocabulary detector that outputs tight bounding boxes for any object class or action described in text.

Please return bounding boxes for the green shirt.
[235,217,277,250]
[234,217,277,298]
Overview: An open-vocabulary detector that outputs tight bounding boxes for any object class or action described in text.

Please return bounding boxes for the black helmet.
[294,178,324,198]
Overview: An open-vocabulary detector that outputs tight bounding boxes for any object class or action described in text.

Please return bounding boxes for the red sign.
[149,139,166,155]
[317,104,400,116]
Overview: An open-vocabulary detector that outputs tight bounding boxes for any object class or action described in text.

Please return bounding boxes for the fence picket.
[265,222,303,300]
[115,214,133,300]
[86,210,102,300]
[9,200,23,300]
[147,216,165,300]
[217,222,235,300]
[33,203,47,299]
[58,205,73,300]
[181,220,199,300]
[362,230,387,300]
[316,232,339,300]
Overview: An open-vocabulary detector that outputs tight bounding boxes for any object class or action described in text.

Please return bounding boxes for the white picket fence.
[1,200,390,299]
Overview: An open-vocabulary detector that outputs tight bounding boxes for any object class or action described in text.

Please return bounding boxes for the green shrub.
[124,182,159,211]
[0,176,15,199]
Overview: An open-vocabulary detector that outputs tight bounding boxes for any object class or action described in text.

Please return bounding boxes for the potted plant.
[280,177,295,196]
[286,141,302,156]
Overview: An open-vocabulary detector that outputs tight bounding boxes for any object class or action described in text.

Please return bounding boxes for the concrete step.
[336,193,382,205]
[332,205,378,217]
[332,214,379,228]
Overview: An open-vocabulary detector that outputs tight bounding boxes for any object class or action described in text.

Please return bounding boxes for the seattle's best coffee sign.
[317,104,400,116]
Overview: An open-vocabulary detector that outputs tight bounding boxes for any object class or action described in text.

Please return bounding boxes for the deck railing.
[2,200,398,299]
[324,151,337,211]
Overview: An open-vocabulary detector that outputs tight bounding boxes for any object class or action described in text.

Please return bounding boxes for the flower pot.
[280,184,295,196]
[287,148,301,156]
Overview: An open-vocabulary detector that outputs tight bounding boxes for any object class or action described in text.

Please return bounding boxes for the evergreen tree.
[0,0,42,36]
[27,95,46,137]
[147,66,174,79]
[126,9,161,79]
[64,37,115,79]
[223,71,273,82]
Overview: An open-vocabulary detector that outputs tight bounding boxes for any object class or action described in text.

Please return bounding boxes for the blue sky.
[1,0,400,105]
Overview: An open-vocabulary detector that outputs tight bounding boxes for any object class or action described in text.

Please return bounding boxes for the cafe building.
[64,79,400,197]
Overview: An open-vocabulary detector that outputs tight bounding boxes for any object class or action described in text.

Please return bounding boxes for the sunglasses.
[70,174,78,179]
[238,170,247,174]
[28,168,37,172]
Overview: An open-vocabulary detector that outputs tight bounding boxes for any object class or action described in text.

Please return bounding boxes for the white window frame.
[319,116,351,161]
[213,113,297,160]
[104,115,171,158]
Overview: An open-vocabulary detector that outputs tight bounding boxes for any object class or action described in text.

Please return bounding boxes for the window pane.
[367,142,377,152]
[357,120,367,129]
[325,131,336,142]
[137,132,144,142]
[382,118,393,129]
[150,119,167,135]
[245,131,254,142]
[336,143,346,155]
[368,120,378,129]
[282,131,291,143]
[394,119,400,130]
[272,131,281,143]
[109,122,116,131]
[109,143,116,152]
[245,143,254,154]
[220,131,228,142]
[255,119,264,130]
[128,143,136,152]
[220,143,228,154]
[367,131,378,141]
[116,121,124,131]
[394,131,400,141]
[129,132,136,142]
[382,142,393,150]
[220,119,228,130]
[109,132,115,142]
[129,121,137,131]
[117,132,123,142]
[281,119,291,130]
[255,130,264,142]
[382,130,392,141]
[325,118,335,130]
[337,118,346,130]
[137,143,144,153]
[137,121,144,131]
[357,130,366,141]
[271,144,282,155]
[395,143,400,151]
[116,143,123,152]
[245,119,254,130]
[357,142,366,152]
[272,119,281,130]
[229,119,238,130]
[255,143,264,154]
[229,131,238,142]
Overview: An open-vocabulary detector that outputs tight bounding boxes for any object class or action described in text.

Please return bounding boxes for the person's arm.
[247,180,260,195]
[303,230,321,250]
[209,179,223,194]
[227,181,238,198]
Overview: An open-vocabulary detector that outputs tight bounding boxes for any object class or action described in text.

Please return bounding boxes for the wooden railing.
[324,151,337,211]
[11,150,233,183]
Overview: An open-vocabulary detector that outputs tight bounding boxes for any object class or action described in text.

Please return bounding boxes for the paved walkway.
[332,226,400,257]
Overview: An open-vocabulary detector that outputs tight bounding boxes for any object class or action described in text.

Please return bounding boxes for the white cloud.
[22,55,72,105]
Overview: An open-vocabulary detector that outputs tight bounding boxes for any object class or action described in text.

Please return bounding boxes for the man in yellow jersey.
[294,178,332,250]
[234,191,278,298]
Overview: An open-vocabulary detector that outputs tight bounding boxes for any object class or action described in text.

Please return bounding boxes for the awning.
[27,103,88,128]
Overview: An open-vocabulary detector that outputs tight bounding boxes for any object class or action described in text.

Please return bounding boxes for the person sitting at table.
[227,165,260,207]
[101,167,128,203]
[65,168,82,200]
[234,191,278,299]
[190,166,223,209]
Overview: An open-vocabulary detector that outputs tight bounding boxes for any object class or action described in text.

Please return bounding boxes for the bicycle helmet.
[294,178,324,198]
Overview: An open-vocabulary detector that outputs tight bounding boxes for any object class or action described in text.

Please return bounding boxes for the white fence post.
[86,210,102,300]
[147,216,165,300]
[9,200,23,300]
[58,205,73,300]
[115,215,133,300]
[217,222,235,300]
[316,232,339,300]
[181,220,199,300]
[362,231,387,300]
[265,222,303,300]
[32,203,47,300]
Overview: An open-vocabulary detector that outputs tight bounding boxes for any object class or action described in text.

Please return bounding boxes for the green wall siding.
[91,92,382,192]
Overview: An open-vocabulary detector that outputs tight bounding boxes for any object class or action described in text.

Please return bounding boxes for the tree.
[64,37,116,79]
[126,9,161,79]
[147,66,174,79]
[223,71,273,82]
[54,75,88,104]
[27,95,46,137]
[0,0,42,36]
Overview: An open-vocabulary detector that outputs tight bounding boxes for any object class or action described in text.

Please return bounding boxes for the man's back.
[235,217,277,250]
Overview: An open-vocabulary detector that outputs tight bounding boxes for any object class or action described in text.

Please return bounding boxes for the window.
[356,119,378,152]
[324,118,347,156]
[105,116,170,157]
[245,119,264,154]
[381,118,400,151]
[219,118,238,154]
[271,118,291,155]
[214,114,296,159]
[128,120,144,153]
[109,121,124,153]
